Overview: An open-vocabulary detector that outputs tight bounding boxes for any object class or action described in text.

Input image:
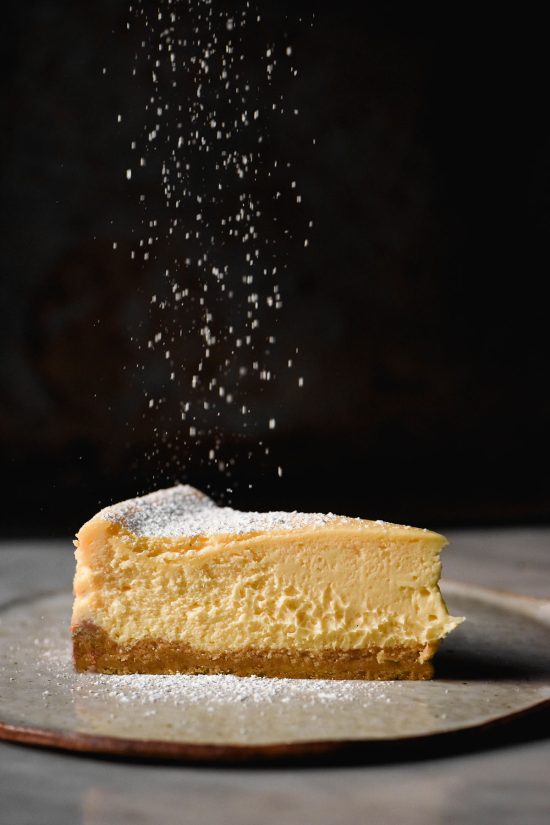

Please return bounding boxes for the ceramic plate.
[0,582,548,761]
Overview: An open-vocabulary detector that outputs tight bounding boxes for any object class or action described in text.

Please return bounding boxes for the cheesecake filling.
[72,517,462,655]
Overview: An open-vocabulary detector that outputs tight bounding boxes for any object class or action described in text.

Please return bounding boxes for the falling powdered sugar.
[111,2,314,494]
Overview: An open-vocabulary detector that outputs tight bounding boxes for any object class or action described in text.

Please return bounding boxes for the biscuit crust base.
[72,622,436,680]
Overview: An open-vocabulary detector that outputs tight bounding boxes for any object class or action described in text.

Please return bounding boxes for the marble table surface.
[1,527,549,825]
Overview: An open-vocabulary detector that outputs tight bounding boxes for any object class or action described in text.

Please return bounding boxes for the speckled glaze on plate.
[0,581,548,761]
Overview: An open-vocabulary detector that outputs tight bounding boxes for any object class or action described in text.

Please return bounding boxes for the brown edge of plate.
[1,698,549,763]
[0,582,549,763]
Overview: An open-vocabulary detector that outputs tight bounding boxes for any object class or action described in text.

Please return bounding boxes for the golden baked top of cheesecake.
[98,484,439,542]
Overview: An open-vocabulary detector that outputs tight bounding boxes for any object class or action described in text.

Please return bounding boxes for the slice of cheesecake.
[71,485,462,679]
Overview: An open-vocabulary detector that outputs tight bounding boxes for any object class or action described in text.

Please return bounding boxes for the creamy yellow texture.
[72,517,462,651]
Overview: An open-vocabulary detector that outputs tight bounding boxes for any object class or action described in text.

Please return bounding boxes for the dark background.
[2,2,549,536]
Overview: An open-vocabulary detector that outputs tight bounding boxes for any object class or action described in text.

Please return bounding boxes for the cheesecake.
[71,485,462,679]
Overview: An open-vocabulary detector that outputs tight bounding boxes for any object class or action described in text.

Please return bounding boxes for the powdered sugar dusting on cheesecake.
[100,484,348,538]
